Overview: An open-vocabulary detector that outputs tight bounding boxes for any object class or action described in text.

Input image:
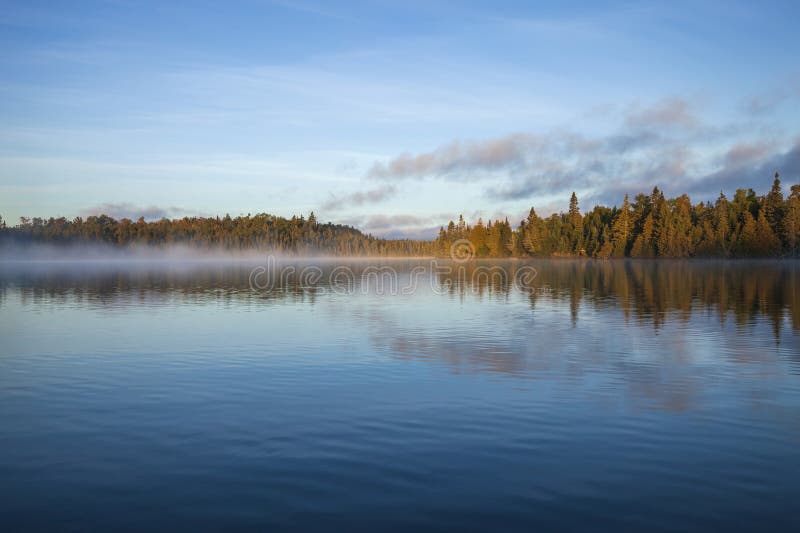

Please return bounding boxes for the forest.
[1,173,799,258]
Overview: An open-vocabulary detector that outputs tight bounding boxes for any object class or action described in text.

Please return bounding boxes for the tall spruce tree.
[610,194,631,257]
[567,192,584,254]
[522,208,543,255]
[785,186,800,257]
[764,172,784,241]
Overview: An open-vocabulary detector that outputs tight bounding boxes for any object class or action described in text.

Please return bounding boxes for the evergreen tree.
[567,192,584,253]
[610,194,631,257]
[785,186,800,257]
[522,208,543,255]
[671,194,693,257]
[457,214,466,238]
[5,174,799,260]
[484,220,495,255]
[764,172,784,240]
[736,211,758,256]
[755,209,781,256]
[499,218,514,257]
[470,218,489,257]
[713,191,731,257]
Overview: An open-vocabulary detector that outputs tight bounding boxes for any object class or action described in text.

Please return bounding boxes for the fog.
[0,242,433,268]
[0,242,276,266]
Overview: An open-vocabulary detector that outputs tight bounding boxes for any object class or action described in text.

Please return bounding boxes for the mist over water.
[0,242,279,263]
[2,259,799,530]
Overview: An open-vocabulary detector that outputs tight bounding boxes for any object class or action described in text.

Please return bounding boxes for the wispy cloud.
[340,212,453,239]
[723,140,778,168]
[686,140,800,197]
[80,203,190,221]
[367,134,545,180]
[742,79,800,115]
[625,97,698,130]
[319,185,397,211]
[365,100,703,184]
[365,95,799,208]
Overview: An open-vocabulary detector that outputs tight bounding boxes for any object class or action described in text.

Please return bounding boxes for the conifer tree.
[610,194,631,257]
[785,186,800,257]
[470,218,488,256]
[522,208,543,255]
[671,194,693,257]
[755,209,781,256]
[567,192,584,253]
[486,220,502,257]
[764,172,784,240]
[736,211,758,256]
[713,192,731,256]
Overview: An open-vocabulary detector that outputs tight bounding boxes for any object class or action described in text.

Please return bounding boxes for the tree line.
[435,173,800,258]
[0,211,431,256]
[1,173,798,258]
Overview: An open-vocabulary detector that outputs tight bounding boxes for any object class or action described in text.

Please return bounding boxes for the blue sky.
[1,0,799,238]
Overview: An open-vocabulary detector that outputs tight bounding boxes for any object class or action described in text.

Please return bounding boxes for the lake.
[1,259,799,531]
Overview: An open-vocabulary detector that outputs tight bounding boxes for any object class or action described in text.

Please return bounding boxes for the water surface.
[1,259,799,531]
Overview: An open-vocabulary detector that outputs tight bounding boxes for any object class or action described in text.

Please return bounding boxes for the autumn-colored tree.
[567,192,584,254]
[764,172,784,239]
[785,186,800,257]
[736,211,758,256]
[610,194,631,257]
[712,192,732,257]
[469,218,488,256]
[754,209,781,256]
[522,208,543,255]
[5,174,799,259]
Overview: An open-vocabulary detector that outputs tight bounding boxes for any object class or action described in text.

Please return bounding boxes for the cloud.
[625,97,698,130]
[340,212,453,239]
[686,140,800,197]
[364,93,799,210]
[364,99,700,186]
[723,141,777,168]
[358,214,432,229]
[319,185,397,211]
[367,134,546,180]
[80,203,187,220]
[743,82,800,115]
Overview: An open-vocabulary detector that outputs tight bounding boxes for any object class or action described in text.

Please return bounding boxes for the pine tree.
[470,218,488,256]
[651,188,670,256]
[499,218,514,257]
[522,208,542,255]
[446,220,456,241]
[755,209,781,256]
[671,194,693,257]
[630,212,654,258]
[610,194,631,257]
[764,172,784,241]
[486,220,502,257]
[713,191,731,256]
[567,192,584,254]
[784,186,800,257]
[736,211,758,256]
[437,227,448,256]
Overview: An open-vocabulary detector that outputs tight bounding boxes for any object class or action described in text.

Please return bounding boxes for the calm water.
[1,259,799,531]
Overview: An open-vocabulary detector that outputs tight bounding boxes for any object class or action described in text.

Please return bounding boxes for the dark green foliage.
[432,175,800,258]
[2,174,799,258]
[1,212,432,256]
